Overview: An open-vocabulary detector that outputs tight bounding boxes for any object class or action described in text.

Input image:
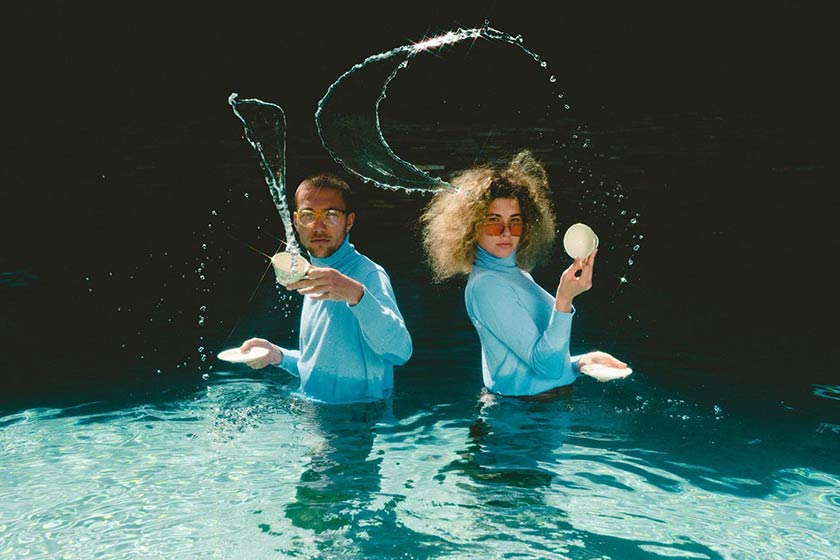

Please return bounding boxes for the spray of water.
[315,25,556,193]
[226,23,640,329]
[228,94,299,255]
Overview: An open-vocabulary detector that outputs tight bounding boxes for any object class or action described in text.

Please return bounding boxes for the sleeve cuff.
[274,347,301,377]
[348,285,380,322]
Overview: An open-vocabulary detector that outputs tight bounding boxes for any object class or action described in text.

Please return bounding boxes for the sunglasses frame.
[295,208,348,227]
[482,219,524,237]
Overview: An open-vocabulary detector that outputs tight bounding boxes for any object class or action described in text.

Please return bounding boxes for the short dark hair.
[296,172,354,212]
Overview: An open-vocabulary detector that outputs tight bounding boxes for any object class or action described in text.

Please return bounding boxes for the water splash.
[228,94,299,255]
[315,26,556,192]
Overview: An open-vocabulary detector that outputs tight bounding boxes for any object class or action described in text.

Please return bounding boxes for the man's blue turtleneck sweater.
[277,237,412,403]
[465,245,580,396]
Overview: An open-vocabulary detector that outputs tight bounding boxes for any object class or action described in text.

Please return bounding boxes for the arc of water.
[315,26,545,194]
[228,93,299,254]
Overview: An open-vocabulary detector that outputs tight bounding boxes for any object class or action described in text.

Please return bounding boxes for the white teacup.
[271,251,310,286]
[563,223,599,260]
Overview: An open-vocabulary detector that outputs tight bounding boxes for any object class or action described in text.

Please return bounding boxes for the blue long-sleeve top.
[277,236,412,403]
[465,245,581,396]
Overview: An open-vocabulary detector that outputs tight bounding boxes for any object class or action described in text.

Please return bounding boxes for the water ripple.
[2,378,838,559]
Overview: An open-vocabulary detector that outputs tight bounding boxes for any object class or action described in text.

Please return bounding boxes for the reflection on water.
[438,392,571,489]
[1,372,838,558]
[1,91,835,557]
[282,402,387,535]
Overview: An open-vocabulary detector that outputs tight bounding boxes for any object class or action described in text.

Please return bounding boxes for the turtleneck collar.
[310,235,355,269]
[473,244,519,273]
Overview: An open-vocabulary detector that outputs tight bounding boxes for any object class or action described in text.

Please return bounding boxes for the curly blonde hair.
[421,150,556,280]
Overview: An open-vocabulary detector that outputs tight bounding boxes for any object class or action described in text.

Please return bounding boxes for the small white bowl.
[563,223,599,259]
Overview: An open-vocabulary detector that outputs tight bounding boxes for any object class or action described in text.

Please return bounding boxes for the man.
[240,173,413,403]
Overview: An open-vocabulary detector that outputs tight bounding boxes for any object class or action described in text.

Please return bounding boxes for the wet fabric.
[465,245,580,396]
[277,237,412,403]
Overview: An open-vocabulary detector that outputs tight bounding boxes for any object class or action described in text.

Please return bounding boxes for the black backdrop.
[1,3,836,407]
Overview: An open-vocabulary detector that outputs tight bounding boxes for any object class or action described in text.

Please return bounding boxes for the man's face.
[294,184,355,258]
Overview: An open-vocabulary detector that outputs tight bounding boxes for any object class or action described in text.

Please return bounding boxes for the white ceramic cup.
[563,223,599,260]
[271,251,310,286]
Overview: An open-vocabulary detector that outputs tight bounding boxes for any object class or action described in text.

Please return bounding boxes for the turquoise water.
[3,115,837,556]
[3,5,836,558]
[3,108,835,557]
[2,361,838,559]
[5,26,837,560]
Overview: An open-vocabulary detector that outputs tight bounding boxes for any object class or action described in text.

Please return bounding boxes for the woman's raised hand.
[555,249,597,312]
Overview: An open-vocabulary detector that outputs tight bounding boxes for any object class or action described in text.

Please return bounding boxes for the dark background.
[1,3,836,409]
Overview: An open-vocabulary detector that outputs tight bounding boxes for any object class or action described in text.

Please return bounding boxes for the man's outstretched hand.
[239,338,283,369]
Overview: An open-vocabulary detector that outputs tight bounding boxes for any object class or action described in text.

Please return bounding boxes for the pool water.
[2,331,838,559]
[2,45,836,557]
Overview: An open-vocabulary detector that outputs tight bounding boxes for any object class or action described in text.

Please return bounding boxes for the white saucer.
[217,347,270,363]
[580,364,633,382]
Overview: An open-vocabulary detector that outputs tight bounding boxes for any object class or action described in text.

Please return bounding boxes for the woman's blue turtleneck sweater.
[465,245,580,396]
[277,237,412,403]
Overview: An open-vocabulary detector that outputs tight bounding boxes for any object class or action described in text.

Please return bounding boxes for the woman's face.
[477,198,522,259]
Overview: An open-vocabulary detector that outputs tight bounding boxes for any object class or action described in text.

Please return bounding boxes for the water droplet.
[202,244,207,250]
[202,374,210,380]
[630,218,637,224]
[628,258,634,265]
[244,193,249,198]
[564,104,570,110]
[540,61,547,68]
[199,305,207,312]
[633,244,640,251]
[549,75,556,83]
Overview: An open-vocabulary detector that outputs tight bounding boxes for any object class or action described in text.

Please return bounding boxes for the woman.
[421,151,626,399]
